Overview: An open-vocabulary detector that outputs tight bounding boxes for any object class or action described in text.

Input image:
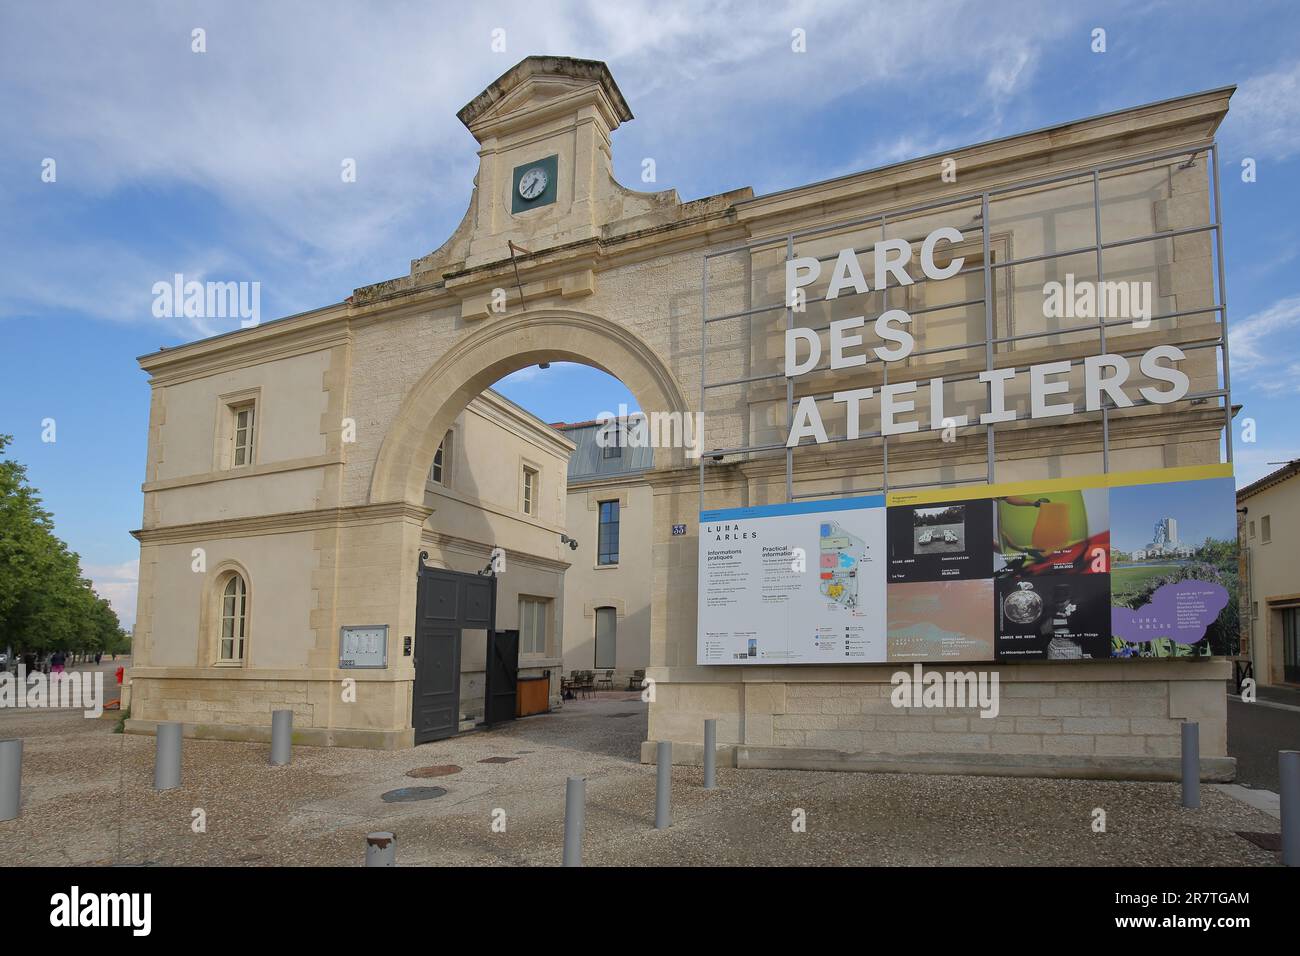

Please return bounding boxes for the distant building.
[554,417,652,685]
[1238,459,1300,686]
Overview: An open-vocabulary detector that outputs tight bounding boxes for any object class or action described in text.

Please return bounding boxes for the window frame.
[214,569,250,665]
[594,606,617,669]
[214,388,261,472]
[521,464,539,516]
[597,499,620,566]
[519,595,550,657]
[432,429,453,486]
[1262,515,1272,544]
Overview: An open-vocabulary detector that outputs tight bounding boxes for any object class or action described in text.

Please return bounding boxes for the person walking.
[49,649,66,679]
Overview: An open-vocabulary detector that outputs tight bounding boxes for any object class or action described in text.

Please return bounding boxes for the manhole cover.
[407,764,462,778]
[381,786,448,803]
[478,756,518,764]
[1235,830,1281,851]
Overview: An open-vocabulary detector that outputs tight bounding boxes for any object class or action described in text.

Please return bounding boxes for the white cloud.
[84,559,139,632]
[0,0,1078,333]
[1228,294,1300,393]
[1227,59,1300,161]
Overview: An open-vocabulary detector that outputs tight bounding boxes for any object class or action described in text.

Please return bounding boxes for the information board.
[697,496,887,664]
[697,464,1238,665]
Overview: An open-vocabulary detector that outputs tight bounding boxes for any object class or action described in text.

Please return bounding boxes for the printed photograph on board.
[886,498,994,583]
[1108,475,1239,658]
[995,572,1112,660]
[887,579,995,661]
[994,486,1110,575]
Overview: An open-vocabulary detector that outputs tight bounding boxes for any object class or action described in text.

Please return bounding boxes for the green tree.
[0,434,127,657]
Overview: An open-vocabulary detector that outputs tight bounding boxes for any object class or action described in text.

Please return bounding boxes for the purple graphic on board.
[1111,580,1229,645]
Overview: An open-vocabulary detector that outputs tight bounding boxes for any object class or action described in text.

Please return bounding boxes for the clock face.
[518,166,548,201]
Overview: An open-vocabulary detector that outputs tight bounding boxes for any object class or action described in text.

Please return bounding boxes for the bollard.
[153,722,182,792]
[1180,721,1200,809]
[1281,750,1300,867]
[563,776,585,867]
[365,831,396,867]
[655,740,672,829]
[703,719,717,790]
[0,739,21,821]
[270,710,292,766]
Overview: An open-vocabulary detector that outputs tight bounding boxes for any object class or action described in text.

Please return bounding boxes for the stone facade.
[130,55,1237,777]
[1238,461,1300,688]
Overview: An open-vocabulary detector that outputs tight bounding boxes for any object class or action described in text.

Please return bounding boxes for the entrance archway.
[368,308,691,507]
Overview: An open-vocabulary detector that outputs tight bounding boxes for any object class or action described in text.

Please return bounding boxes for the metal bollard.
[563,777,585,867]
[365,831,396,867]
[270,710,292,766]
[655,740,672,829]
[703,719,717,790]
[153,722,182,791]
[1180,721,1200,809]
[0,739,21,821]
[1281,750,1300,867]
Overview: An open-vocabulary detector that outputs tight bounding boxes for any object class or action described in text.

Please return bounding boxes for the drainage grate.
[406,764,462,778]
[1235,830,1281,852]
[381,786,448,803]
[478,756,518,764]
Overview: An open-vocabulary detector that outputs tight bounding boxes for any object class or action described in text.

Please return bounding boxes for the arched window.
[219,573,248,663]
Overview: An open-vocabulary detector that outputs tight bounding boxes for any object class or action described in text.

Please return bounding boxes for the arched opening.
[369,308,690,507]
[372,308,686,745]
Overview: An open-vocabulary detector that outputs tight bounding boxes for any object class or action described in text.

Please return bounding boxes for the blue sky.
[1110,477,1238,552]
[2,0,1298,630]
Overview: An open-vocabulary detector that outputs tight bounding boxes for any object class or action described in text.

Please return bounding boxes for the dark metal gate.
[484,629,519,725]
[412,553,495,745]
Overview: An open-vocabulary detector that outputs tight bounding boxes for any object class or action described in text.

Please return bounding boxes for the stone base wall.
[126,669,413,749]
[643,659,1231,780]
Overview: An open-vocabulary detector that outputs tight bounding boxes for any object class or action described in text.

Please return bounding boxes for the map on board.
[819,521,865,609]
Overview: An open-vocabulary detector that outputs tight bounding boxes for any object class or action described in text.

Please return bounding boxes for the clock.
[510,155,557,213]
[518,166,548,201]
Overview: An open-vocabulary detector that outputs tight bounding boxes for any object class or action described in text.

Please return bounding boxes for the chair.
[577,670,595,698]
[597,670,614,692]
[625,668,646,691]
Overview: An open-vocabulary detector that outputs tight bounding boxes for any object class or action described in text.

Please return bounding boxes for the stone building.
[129,55,1238,777]
[1238,459,1300,687]
[556,417,653,684]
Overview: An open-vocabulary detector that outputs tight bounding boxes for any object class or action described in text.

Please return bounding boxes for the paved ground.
[0,690,1285,867]
[1226,690,1300,792]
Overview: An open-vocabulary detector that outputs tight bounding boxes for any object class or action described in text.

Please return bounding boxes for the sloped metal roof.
[557,419,654,481]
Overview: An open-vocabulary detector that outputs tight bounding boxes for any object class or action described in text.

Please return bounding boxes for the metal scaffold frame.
[697,141,1233,511]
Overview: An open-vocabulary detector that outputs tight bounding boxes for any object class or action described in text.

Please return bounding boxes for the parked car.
[918,530,934,545]
[943,530,959,543]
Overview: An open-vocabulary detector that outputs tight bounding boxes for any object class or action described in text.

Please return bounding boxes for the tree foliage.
[0,434,130,656]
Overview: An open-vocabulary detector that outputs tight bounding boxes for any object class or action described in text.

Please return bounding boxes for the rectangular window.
[1252,601,1259,621]
[597,500,620,565]
[432,431,452,486]
[603,423,622,459]
[1248,520,1256,539]
[522,466,538,516]
[519,596,549,656]
[594,607,617,669]
[231,403,255,467]
[1262,515,1271,544]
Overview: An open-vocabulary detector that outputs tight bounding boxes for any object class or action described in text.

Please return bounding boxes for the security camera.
[559,534,578,551]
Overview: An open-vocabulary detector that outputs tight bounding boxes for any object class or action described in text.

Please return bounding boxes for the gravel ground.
[0,696,1283,867]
